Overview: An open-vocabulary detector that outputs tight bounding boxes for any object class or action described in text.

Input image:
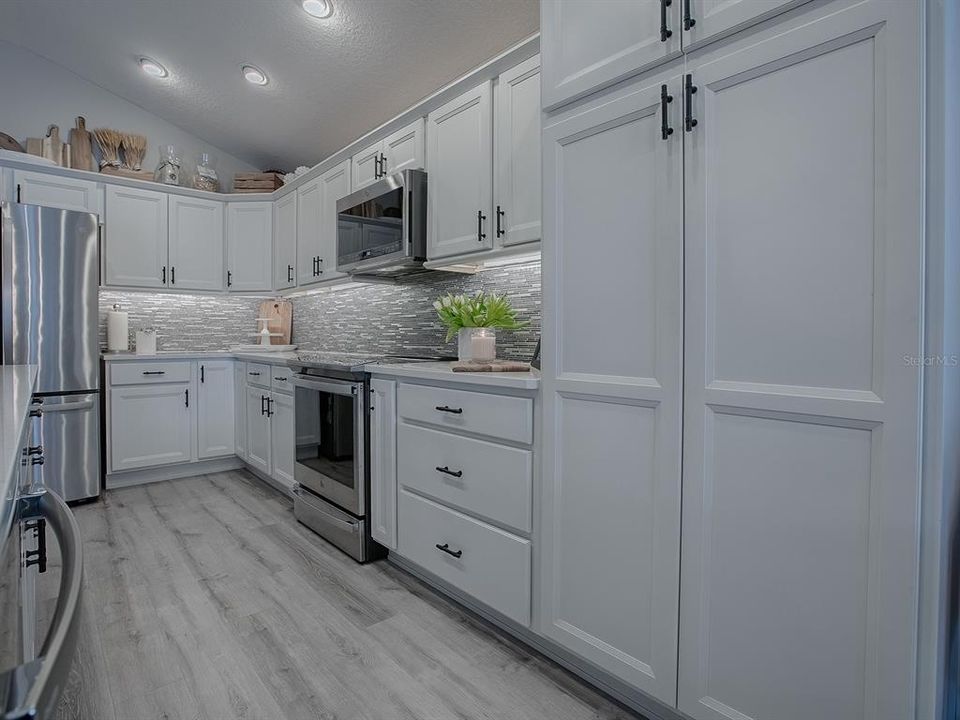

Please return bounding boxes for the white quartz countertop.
[102,351,299,366]
[0,365,38,546]
[367,361,540,390]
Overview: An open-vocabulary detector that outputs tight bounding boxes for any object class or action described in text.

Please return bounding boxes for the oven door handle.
[2,489,83,720]
[293,375,359,397]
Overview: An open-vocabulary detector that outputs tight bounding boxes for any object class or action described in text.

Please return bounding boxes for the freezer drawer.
[37,393,100,502]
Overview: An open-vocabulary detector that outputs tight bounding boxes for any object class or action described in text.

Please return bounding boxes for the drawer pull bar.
[435,543,462,559]
[142,371,166,375]
[435,466,463,478]
[435,405,463,415]
[249,372,262,376]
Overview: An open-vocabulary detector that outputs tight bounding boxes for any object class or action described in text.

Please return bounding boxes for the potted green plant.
[433,291,527,362]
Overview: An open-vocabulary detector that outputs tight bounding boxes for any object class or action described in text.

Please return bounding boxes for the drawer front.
[110,361,191,385]
[398,490,531,625]
[246,362,271,388]
[398,383,533,444]
[398,422,532,533]
[271,365,294,393]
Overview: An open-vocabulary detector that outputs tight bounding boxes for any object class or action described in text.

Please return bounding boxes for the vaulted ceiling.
[0,0,539,169]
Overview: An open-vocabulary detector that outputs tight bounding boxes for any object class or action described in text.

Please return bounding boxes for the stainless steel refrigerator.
[1,202,100,502]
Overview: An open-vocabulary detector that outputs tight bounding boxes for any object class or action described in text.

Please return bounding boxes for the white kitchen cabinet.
[369,378,397,549]
[296,178,322,284]
[317,160,350,281]
[540,68,684,703]
[427,81,493,259]
[109,382,193,472]
[274,192,298,290]
[678,2,922,719]
[197,360,234,459]
[234,363,247,461]
[495,55,541,248]
[352,119,425,190]
[683,0,809,49]
[13,169,101,214]
[245,385,272,476]
[540,0,680,111]
[226,202,273,292]
[104,185,168,288]
[167,196,223,291]
[268,391,295,491]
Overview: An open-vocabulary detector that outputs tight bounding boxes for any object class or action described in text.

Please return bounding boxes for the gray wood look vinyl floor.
[45,470,641,720]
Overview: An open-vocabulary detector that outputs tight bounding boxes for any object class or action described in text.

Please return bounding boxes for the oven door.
[293,374,365,517]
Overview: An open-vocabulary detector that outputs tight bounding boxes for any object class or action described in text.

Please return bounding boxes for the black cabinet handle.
[275,376,287,382]
[23,445,43,457]
[249,371,261,376]
[287,264,293,283]
[23,519,46,572]
[200,365,205,384]
[161,266,166,284]
[435,543,462,559]
[184,389,189,408]
[661,84,674,140]
[170,266,175,285]
[684,73,698,132]
[266,397,274,418]
[435,405,463,415]
[142,370,166,375]
[683,0,695,30]
[31,456,44,466]
[660,0,673,41]
[435,466,463,478]
[373,153,382,178]
[496,206,505,238]
[261,394,267,415]
[477,210,486,242]
[379,153,388,177]
[227,270,233,287]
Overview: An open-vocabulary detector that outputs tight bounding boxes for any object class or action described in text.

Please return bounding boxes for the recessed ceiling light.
[242,64,269,86]
[138,57,168,78]
[301,0,333,18]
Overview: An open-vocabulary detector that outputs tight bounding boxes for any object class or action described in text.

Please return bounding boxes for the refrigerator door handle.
[41,399,96,413]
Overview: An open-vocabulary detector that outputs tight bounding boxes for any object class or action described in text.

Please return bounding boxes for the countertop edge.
[367,361,540,390]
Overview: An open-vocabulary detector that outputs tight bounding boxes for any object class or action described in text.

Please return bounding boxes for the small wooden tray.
[452,360,531,373]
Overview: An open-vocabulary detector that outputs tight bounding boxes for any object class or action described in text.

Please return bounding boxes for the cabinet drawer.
[271,365,294,394]
[398,383,533,444]
[398,422,532,533]
[398,489,531,626]
[246,362,270,388]
[110,361,191,385]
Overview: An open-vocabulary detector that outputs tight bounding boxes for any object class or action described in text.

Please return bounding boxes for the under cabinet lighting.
[138,57,168,78]
[242,65,269,86]
[302,0,333,18]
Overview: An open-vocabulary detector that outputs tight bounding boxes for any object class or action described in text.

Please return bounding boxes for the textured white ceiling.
[0,0,538,170]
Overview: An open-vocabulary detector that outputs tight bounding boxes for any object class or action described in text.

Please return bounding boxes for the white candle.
[470,331,496,362]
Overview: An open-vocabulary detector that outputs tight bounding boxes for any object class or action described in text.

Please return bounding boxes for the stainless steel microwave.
[336,168,427,278]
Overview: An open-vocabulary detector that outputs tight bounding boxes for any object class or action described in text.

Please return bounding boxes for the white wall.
[0,40,257,188]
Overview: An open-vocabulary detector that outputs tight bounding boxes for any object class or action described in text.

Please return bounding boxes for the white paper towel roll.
[107,305,128,352]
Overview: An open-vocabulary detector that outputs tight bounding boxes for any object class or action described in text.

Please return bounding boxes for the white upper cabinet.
[495,55,541,248]
[273,194,297,290]
[104,185,168,288]
[540,68,684,704]
[427,80,494,259]
[541,0,680,111]
[226,202,273,292]
[683,0,810,48]
[382,119,425,175]
[197,360,234,459]
[352,119,425,191]
[167,196,223,291]
[296,178,322,285]
[318,159,350,281]
[678,2,922,719]
[369,378,398,550]
[13,170,101,215]
[351,140,382,191]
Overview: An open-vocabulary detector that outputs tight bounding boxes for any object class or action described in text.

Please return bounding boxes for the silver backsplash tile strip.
[99,260,541,360]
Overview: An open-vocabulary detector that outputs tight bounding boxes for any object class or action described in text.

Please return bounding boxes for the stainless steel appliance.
[1,203,101,503]
[292,352,383,562]
[336,169,427,279]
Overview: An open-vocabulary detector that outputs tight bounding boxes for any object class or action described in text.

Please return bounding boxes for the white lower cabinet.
[245,385,272,476]
[197,360,234,458]
[269,390,295,491]
[369,378,397,549]
[234,363,247,460]
[109,381,193,473]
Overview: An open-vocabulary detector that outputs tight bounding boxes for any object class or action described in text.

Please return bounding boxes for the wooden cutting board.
[68,116,94,171]
[258,299,292,345]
